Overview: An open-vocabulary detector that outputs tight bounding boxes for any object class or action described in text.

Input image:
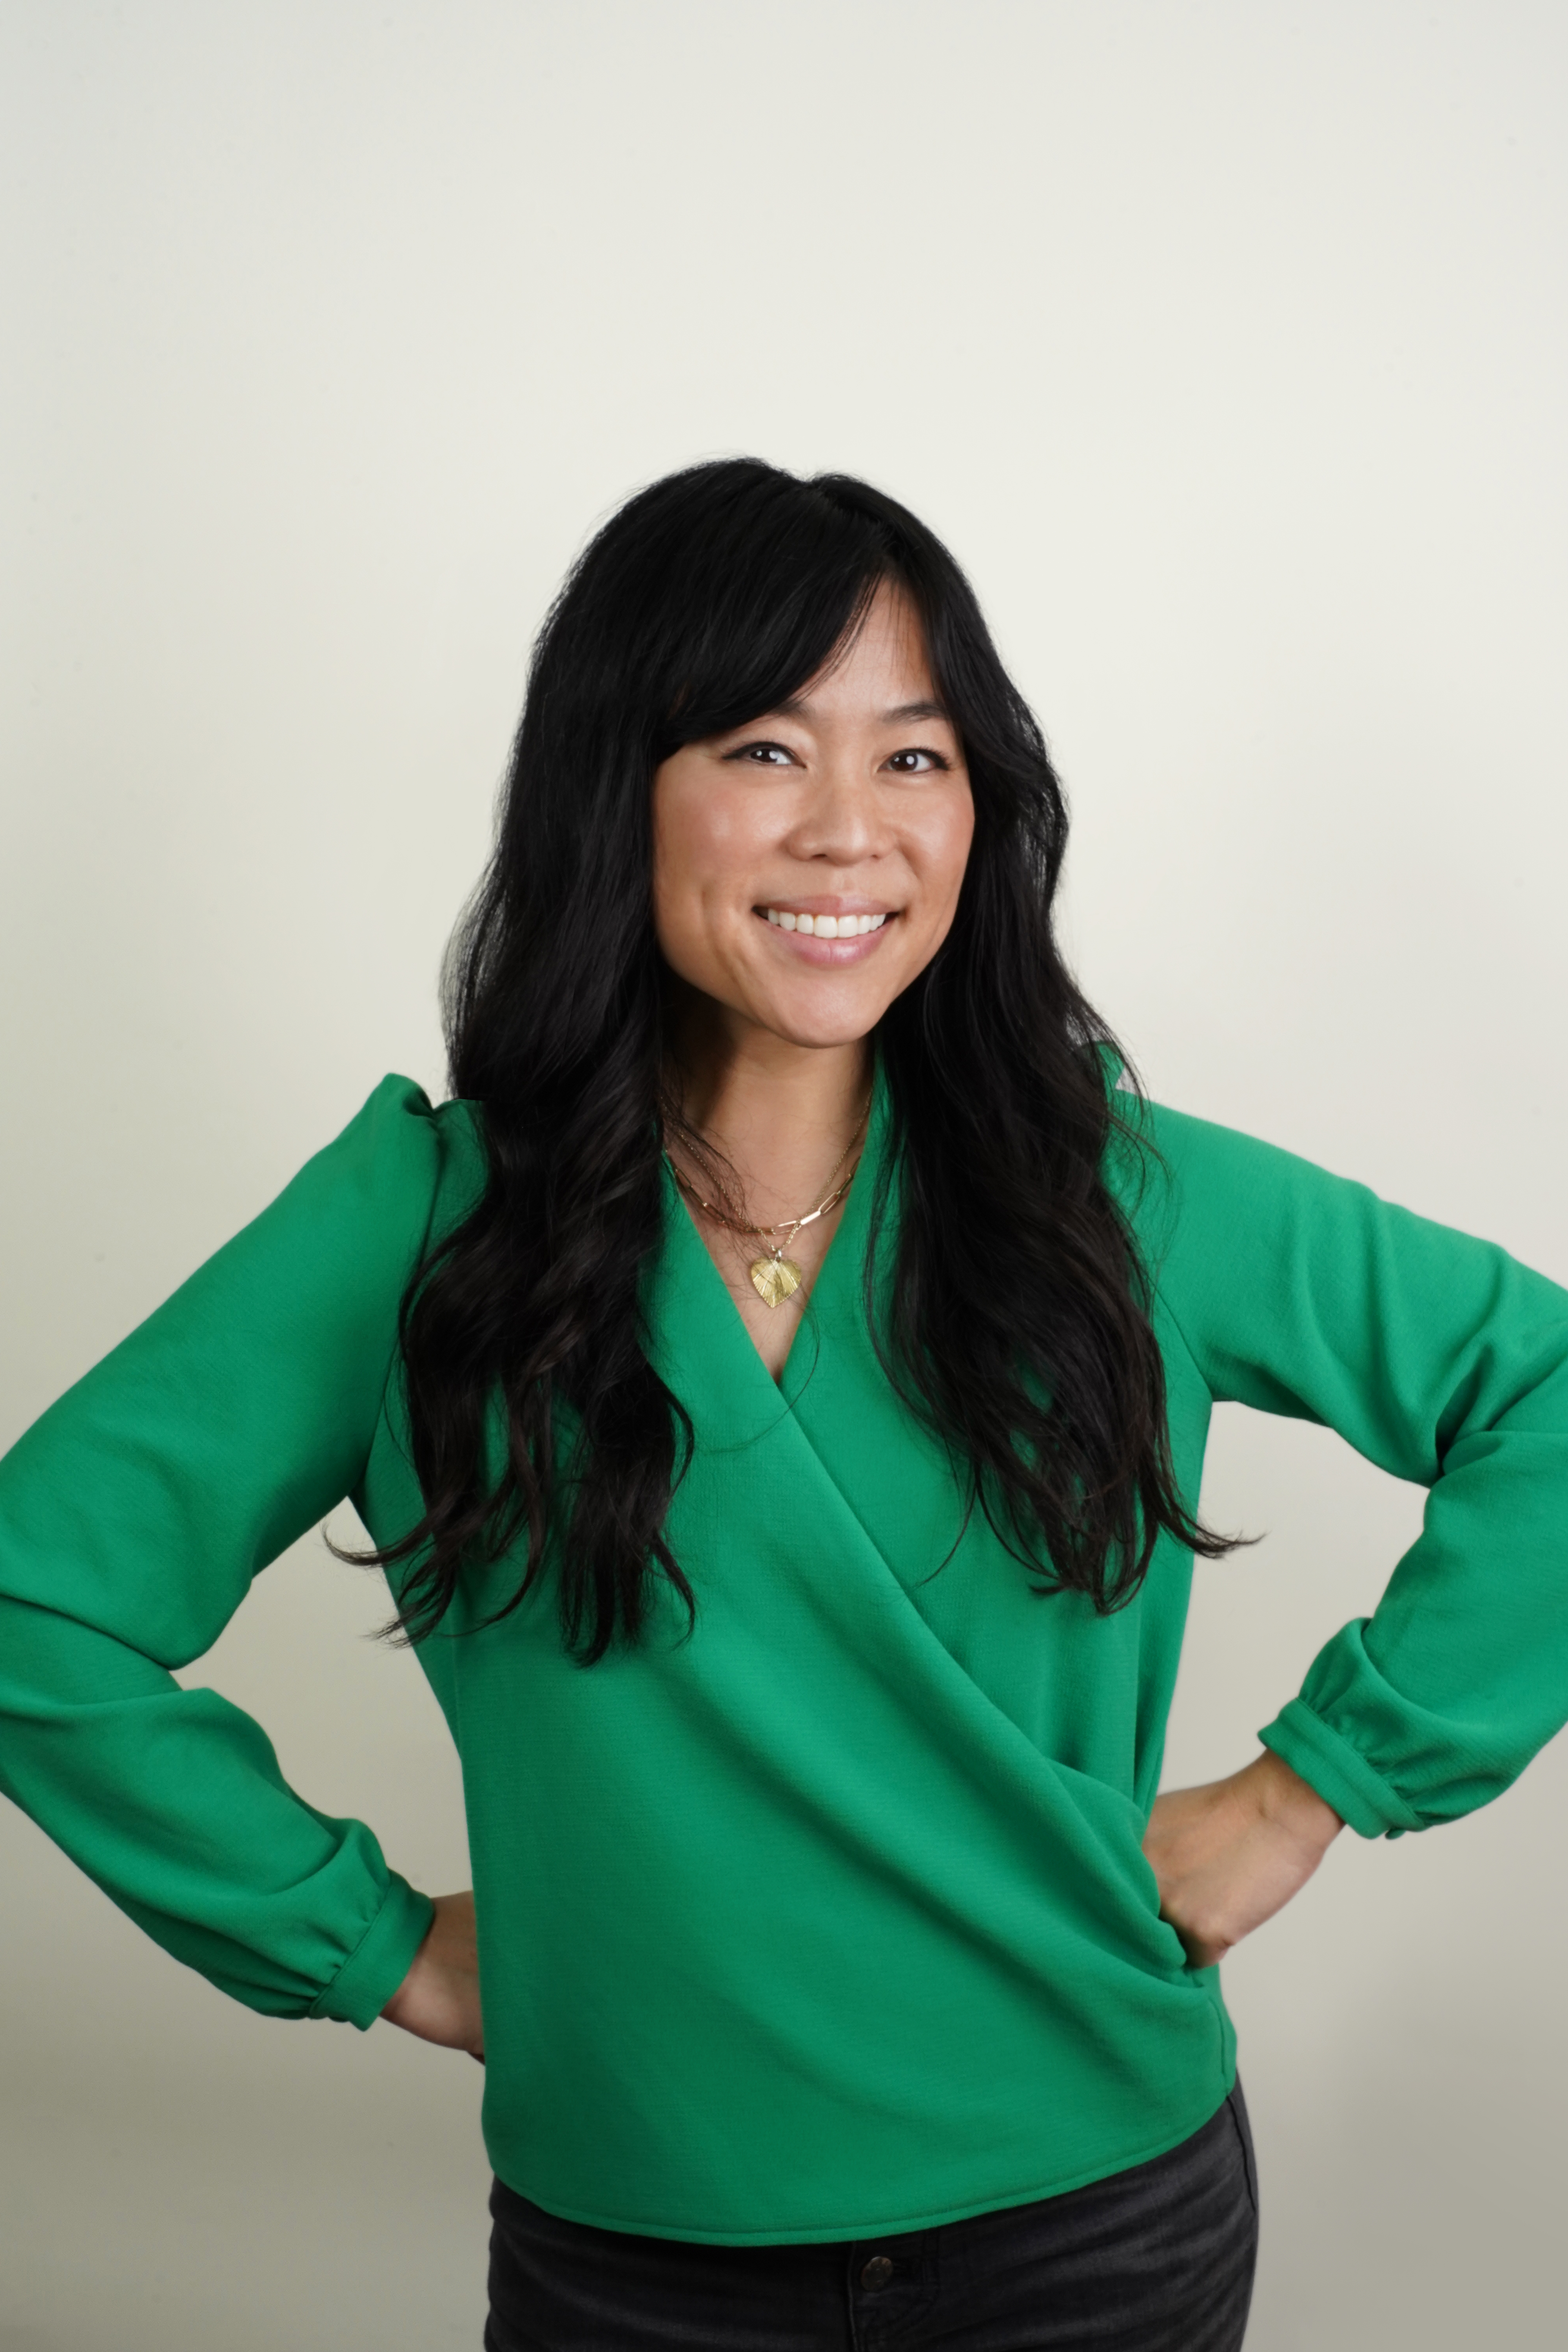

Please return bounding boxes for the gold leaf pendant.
[749,1254,802,1308]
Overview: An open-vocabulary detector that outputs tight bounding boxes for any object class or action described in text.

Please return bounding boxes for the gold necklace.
[667,1101,870,1308]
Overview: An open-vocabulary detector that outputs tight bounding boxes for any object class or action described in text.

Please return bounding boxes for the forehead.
[781,583,943,720]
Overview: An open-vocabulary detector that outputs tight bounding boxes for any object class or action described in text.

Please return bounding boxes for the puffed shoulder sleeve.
[0,1076,471,2027]
[1123,1092,1568,1840]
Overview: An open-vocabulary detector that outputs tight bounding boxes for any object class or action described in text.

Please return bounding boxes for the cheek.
[650,774,762,971]
[912,786,976,920]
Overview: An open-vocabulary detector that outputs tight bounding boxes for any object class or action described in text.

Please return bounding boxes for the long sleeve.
[1136,1098,1568,1838]
[0,1075,454,2025]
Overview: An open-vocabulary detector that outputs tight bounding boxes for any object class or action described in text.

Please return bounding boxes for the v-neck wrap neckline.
[654,1061,889,1417]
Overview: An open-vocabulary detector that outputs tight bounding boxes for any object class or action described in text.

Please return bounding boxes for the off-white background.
[2,4,1565,2347]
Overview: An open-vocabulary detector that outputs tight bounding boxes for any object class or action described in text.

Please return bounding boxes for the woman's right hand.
[380,1889,485,2063]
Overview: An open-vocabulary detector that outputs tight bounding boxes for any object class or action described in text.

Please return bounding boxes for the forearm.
[0,1599,433,2023]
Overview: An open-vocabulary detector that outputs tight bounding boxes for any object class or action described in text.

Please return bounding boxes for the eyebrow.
[771,695,952,725]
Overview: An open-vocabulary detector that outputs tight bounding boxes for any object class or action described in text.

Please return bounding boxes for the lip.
[757,898,897,918]
[753,902,897,966]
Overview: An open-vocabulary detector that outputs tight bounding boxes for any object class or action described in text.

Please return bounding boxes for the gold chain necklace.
[667,1100,870,1309]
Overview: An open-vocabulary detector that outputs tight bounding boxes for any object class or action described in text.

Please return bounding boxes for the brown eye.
[725,741,796,766]
[885,748,947,774]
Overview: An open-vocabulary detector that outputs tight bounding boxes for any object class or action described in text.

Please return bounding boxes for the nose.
[784,761,890,866]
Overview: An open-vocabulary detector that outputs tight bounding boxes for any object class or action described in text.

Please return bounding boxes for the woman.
[3,459,1566,2350]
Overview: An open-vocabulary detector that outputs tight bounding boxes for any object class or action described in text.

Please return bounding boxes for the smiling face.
[651,582,976,1055]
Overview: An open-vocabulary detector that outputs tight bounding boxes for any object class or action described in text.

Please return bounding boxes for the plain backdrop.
[2,4,1566,2347]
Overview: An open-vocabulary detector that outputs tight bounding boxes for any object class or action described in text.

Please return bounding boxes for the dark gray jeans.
[484,2083,1259,2351]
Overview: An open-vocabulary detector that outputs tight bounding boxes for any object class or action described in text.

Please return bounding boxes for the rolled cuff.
[307,1873,435,2029]
[1258,1699,1426,1841]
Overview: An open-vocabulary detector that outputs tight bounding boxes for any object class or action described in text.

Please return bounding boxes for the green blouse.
[2,1066,1567,2241]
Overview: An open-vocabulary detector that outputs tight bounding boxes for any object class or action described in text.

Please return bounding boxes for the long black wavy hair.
[358,458,1230,1659]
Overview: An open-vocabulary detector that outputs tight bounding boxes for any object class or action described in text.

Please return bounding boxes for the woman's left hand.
[1143,1749,1343,1969]
[380,1889,486,2062]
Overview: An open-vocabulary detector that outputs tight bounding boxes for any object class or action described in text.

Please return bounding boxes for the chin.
[755,987,894,1051]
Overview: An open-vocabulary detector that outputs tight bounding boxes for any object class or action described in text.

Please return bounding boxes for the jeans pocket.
[1226,2081,1260,2220]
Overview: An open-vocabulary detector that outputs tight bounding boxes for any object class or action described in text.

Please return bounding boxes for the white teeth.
[763,907,889,935]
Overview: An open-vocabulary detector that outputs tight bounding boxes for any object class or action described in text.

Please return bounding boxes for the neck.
[664,991,873,1223]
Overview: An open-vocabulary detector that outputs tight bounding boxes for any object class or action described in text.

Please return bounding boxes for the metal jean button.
[859,2254,895,2289]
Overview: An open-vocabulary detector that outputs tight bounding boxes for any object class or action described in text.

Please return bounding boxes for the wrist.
[1249,1746,1343,1851]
